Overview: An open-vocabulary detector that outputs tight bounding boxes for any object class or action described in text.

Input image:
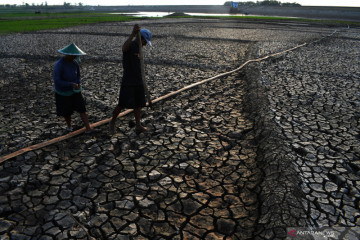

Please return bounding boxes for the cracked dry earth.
[0,18,360,239]
[1,74,258,240]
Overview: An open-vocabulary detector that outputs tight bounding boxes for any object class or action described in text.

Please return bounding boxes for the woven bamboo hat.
[58,43,86,55]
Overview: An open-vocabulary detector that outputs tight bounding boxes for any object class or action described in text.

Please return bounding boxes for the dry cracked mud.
[0,18,359,239]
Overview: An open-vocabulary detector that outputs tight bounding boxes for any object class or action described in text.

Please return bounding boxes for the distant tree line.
[0,2,84,9]
[224,0,301,7]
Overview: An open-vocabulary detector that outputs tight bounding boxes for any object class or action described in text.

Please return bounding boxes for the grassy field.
[166,12,360,26]
[1,11,359,35]
[0,13,136,35]
[197,15,360,26]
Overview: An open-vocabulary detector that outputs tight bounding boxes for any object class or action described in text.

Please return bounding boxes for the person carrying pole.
[53,43,94,133]
[109,24,152,135]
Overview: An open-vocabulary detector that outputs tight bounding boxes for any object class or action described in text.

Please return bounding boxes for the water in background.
[109,12,245,17]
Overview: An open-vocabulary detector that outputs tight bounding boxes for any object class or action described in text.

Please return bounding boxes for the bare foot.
[136,125,148,134]
[85,127,95,134]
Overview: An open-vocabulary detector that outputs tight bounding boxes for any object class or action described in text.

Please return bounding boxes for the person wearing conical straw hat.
[53,43,94,133]
[109,24,152,135]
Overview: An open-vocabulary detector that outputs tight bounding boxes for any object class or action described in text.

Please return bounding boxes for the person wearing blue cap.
[109,24,152,135]
[53,43,94,133]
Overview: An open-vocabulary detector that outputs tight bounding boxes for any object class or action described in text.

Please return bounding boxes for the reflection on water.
[186,12,245,17]
[110,12,173,17]
[109,12,245,17]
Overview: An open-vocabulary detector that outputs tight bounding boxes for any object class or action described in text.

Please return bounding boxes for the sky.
[3,0,360,7]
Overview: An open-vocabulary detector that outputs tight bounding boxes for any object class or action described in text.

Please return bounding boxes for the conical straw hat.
[58,43,86,55]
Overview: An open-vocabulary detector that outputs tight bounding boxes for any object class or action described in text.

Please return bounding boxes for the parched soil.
[0,18,359,239]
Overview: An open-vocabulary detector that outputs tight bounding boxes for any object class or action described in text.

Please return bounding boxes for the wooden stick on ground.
[0,30,338,164]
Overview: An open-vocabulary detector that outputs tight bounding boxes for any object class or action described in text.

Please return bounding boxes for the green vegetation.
[0,13,136,35]
[225,15,360,26]
[167,14,360,27]
[1,10,359,36]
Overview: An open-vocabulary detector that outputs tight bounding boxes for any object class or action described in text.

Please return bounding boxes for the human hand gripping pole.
[137,30,153,109]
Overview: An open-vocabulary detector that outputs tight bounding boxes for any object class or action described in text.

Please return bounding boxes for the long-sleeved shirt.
[53,57,81,96]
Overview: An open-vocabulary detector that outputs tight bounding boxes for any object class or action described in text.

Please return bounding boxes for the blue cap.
[140,29,152,47]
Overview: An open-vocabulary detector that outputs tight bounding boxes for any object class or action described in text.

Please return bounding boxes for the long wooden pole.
[0,42,308,164]
[2,33,337,163]
[137,31,152,108]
